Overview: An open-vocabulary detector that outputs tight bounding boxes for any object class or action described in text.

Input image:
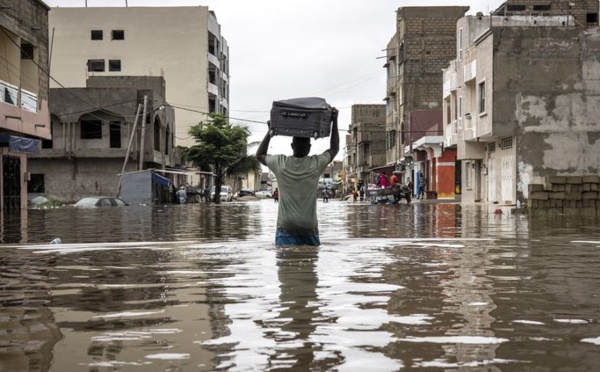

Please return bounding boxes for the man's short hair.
[292,137,311,146]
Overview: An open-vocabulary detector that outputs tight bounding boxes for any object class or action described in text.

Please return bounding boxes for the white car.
[211,185,233,202]
[255,190,272,199]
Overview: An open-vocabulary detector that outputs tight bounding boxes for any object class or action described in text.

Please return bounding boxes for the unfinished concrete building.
[384,7,468,198]
[28,76,175,203]
[443,0,600,209]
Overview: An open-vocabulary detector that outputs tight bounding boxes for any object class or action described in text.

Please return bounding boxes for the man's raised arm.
[327,108,339,161]
[256,122,271,166]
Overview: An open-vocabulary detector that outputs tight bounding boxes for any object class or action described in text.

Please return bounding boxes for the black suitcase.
[270,97,333,139]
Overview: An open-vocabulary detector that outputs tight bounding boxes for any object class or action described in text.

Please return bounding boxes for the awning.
[0,134,40,154]
[152,172,172,188]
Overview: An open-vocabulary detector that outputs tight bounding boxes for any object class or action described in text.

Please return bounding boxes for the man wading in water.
[256,109,339,246]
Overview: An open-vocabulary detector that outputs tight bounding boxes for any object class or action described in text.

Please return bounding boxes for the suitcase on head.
[270,97,333,139]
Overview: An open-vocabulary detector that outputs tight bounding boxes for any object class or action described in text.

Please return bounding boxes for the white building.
[48,6,229,150]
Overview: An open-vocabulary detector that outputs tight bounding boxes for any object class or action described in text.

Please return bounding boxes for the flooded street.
[2,200,600,371]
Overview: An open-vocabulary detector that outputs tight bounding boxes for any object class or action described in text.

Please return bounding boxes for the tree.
[184,114,261,203]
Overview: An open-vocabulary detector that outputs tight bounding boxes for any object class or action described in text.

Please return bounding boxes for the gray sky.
[45,0,504,159]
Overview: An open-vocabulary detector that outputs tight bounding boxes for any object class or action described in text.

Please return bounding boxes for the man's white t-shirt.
[266,152,331,235]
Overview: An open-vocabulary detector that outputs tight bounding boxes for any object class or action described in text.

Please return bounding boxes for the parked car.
[211,185,233,202]
[255,190,272,199]
[74,197,128,208]
[237,188,256,197]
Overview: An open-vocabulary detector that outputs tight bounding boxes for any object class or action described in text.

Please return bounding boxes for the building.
[28,76,176,203]
[442,0,600,205]
[384,7,468,199]
[0,0,51,212]
[345,104,386,190]
[48,6,229,151]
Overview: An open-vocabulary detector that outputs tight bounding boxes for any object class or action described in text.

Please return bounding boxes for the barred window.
[500,137,513,150]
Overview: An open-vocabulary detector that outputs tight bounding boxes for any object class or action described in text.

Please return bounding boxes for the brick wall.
[527,176,600,215]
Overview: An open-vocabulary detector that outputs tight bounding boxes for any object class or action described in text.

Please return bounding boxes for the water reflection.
[2,201,600,371]
[0,248,62,372]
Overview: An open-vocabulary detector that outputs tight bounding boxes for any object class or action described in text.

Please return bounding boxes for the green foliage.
[183,114,261,203]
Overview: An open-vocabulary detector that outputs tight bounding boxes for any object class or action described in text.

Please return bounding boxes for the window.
[533,5,551,11]
[507,4,526,11]
[500,137,513,150]
[87,59,105,72]
[479,81,486,114]
[21,43,34,60]
[487,142,496,153]
[587,13,599,24]
[109,59,121,72]
[109,122,121,148]
[458,96,463,118]
[91,30,103,40]
[112,30,125,40]
[80,119,102,139]
[28,174,45,193]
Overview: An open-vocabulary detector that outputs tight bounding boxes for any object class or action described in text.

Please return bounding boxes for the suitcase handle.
[281,111,308,119]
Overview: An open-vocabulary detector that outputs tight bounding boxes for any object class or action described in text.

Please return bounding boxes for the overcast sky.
[45,0,504,159]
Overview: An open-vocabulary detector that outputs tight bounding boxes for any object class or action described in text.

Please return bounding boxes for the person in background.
[176,186,187,204]
[378,171,390,188]
[359,183,365,202]
[322,187,329,203]
[417,172,427,199]
[256,108,339,246]
[390,171,400,203]
[204,186,210,202]
[273,188,279,203]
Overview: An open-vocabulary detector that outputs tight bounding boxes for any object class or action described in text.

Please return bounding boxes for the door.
[2,156,21,212]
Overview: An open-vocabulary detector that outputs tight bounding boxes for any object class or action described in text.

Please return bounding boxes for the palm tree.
[183,114,261,203]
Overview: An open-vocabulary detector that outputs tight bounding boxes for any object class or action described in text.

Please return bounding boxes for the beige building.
[443,0,600,205]
[345,104,386,189]
[0,0,51,212]
[48,6,229,150]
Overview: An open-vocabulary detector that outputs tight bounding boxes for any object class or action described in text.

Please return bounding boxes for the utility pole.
[139,95,148,171]
[120,103,142,176]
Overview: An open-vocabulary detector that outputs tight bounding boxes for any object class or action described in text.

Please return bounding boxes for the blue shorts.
[275,228,320,247]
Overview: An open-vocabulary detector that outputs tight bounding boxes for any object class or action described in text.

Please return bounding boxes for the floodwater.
[2,200,600,371]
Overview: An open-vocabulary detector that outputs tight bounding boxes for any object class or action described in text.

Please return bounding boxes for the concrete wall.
[493,27,600,202]
[28,157,137,203]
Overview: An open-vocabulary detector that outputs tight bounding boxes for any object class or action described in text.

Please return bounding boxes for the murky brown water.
[2,200,600,371]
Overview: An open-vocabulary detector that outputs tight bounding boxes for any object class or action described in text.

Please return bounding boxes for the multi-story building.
[384,7,468,198]
[48,6,229,151]
[0,0,51,212]
[443,0,600,205]
[345,104,386,189]
[28,76,175,203]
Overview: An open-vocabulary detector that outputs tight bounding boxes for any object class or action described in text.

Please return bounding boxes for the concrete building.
[48,6,229,151]
[0,0,51,212]
[384,7,468,199]
[28,76,175,203]
[345,104,386,190]
[442,0,600,205]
